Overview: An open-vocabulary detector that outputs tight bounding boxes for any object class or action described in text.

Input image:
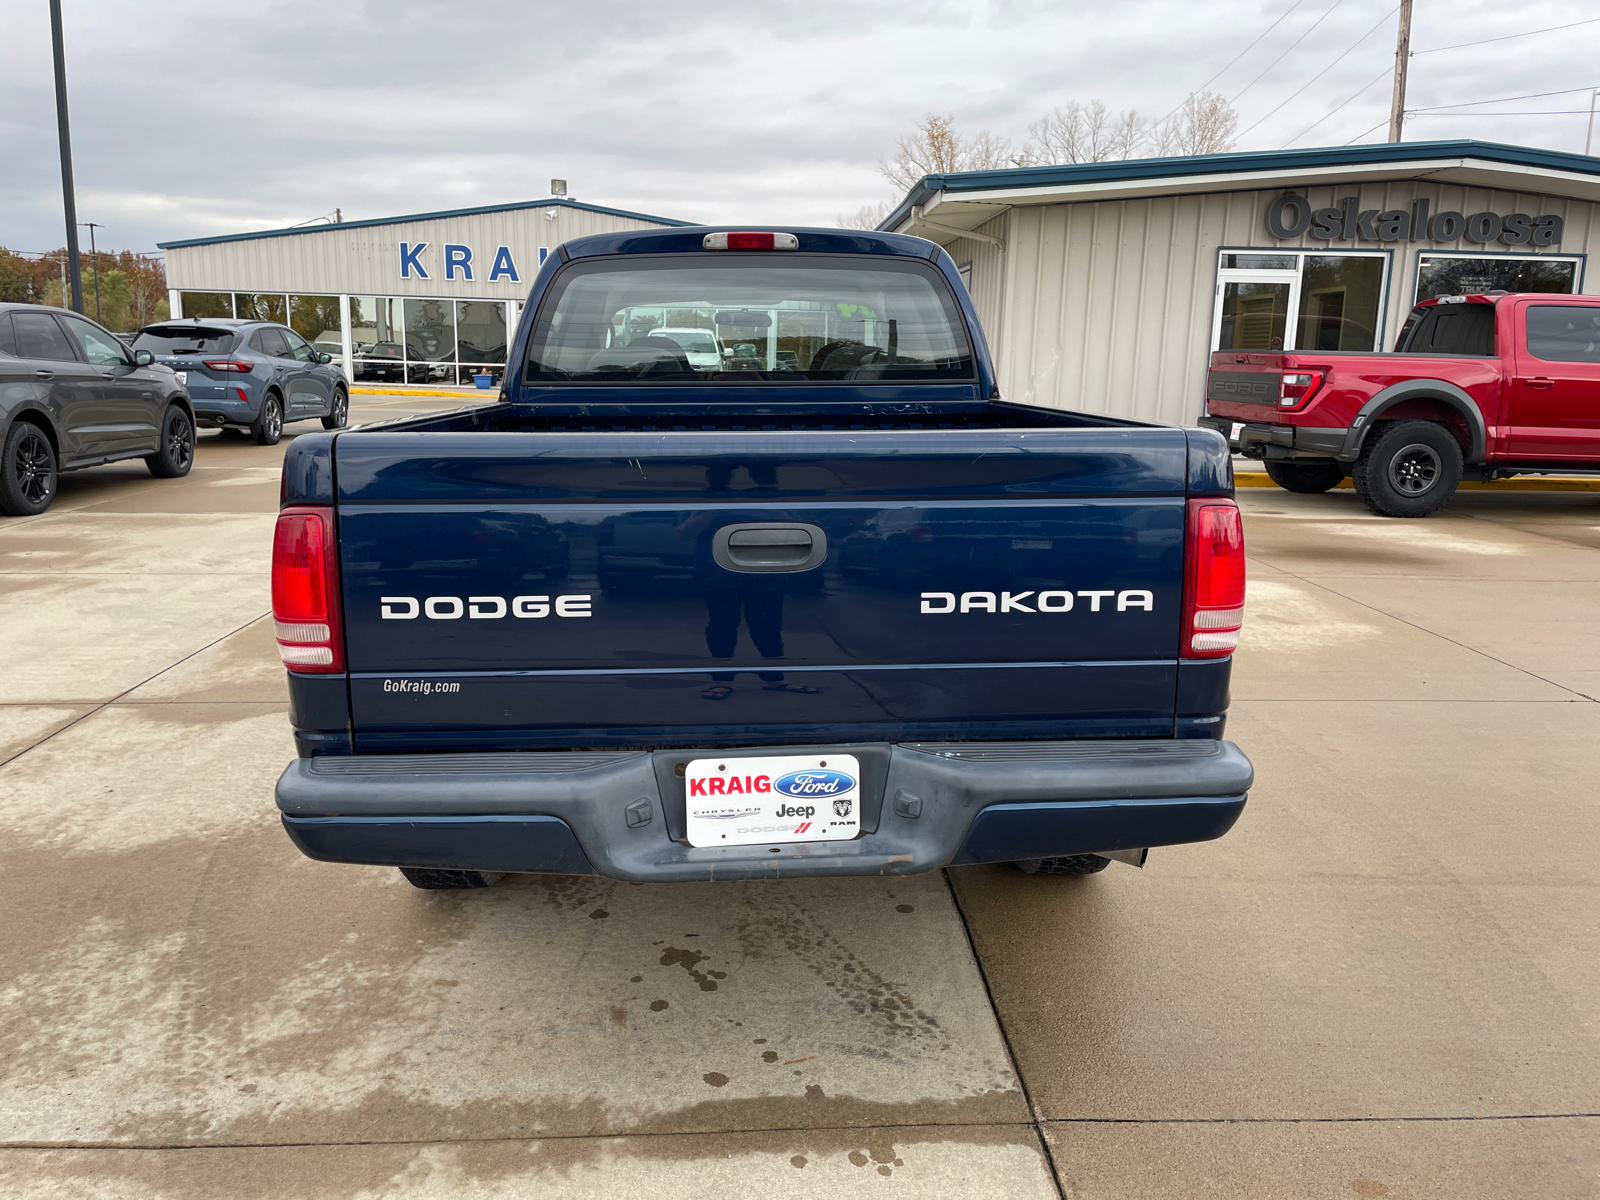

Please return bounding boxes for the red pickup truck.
[1200,292,1600,516]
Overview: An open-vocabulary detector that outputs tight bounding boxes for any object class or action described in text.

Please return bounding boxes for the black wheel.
[1351,420,1463,517]
[0,421,57,516]
[321,386,348,431]
[251,393,284,446]
[1014,854,1111,876]
[399,867,493,890]
[1264,459,1345,494]
[145,405,195,478]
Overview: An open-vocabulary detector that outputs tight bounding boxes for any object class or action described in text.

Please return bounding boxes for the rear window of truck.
[524,254,975,384]
[1394,303,1495,356]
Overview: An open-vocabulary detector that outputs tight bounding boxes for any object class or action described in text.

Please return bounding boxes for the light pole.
[80,221,103,323]
[49,0,84,314]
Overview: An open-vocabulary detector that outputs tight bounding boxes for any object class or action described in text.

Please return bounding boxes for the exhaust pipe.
[1094,848,1148,868]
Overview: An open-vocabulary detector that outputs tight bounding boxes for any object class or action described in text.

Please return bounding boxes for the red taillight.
[702,231,799,251]
[1183,499,1245,659]
[271,507,343,673]
[1279,370,1323,408]
[205,359,252,372]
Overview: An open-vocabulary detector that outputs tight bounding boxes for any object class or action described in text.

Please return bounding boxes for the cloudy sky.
[2,0,1596,254]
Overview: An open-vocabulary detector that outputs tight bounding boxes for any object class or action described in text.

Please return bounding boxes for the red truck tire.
[1265,461,1345,494]
[1352,421,1464,518]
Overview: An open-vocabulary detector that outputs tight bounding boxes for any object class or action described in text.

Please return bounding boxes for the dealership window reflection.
[1415,255,1579,302]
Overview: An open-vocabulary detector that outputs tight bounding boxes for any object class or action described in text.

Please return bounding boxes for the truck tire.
[252,393,284,446]
[1,421,57,516]
[399,867,494,890]
[1014,855,1111,876]
[145,404,195,478]
[1352,420,1463,517]
[1265,459,1344,494]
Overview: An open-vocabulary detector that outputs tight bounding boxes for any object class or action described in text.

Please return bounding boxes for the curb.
[351,388,488,398]
[1236,472,1600,493]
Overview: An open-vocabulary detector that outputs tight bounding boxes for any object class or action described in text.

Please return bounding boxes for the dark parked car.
[0,303,194,516]
[132,319,348,445]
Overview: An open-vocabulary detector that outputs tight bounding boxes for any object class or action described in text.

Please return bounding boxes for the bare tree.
[837,200,894,230]
[1152,91,1238,156]
[878,113,1013,192]
[1026,100,1147,164]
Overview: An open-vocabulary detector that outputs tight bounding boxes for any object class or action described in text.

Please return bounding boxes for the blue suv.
[133,319,348,445]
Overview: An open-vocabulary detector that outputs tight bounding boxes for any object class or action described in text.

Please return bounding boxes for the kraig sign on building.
[1266,195,1564,247]
[397,242,550,283]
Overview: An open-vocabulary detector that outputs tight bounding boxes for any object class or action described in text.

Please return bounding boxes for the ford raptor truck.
[1201,291,1600,517]
[270,227,1253,890]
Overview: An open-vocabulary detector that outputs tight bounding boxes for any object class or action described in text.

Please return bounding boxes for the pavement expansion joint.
[1041,1112,1600,1125]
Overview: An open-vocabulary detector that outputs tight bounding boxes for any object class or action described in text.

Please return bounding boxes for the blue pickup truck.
[270,227,1252,890]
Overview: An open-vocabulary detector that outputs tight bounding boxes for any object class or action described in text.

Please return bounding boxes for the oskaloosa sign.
[1266,194,1563,247]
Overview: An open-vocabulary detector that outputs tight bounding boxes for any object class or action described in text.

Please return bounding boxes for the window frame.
[1211,247,1394,354]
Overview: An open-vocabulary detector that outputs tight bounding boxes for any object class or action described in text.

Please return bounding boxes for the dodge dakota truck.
[271,227,1253,890]
[1201,291,1600,516]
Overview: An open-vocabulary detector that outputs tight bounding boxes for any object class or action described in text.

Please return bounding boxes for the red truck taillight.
[271,507,344,673]
[1279,370,1323,408]
[1183,499,1245,658]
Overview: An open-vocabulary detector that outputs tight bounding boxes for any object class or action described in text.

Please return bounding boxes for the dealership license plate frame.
[684,753,862,848]
[174,371,188,385]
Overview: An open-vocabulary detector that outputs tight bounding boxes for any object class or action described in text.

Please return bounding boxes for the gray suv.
[0,303,194,517]
[132,319,349,446]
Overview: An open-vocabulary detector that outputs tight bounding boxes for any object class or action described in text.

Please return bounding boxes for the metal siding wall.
[939,210,1009,353]
[995,183,1600,427]
[164,208,676,299]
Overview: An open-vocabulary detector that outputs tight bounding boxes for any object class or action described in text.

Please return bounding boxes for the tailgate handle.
[713,522,827,572]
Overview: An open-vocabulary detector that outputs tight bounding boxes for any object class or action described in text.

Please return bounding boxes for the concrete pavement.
[1,408,1595,1196]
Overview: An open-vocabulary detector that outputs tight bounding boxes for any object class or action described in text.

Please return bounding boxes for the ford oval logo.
[773,769,855,798]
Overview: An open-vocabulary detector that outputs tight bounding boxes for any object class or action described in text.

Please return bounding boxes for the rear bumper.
[276,739,1253,882]
[1199,415,1349,461]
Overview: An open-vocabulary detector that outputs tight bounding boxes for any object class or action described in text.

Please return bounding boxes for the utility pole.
[49,0,84,314]
[1387,0,1413,143]
[1586,89,1597,156]
[80,222,103,323]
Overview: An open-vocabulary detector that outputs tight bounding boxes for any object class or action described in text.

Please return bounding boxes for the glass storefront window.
[1296,256,1384,351]
[1416,255,1579,302]
[1213,251,1387,352]
[234,293,286,323]
[456,300,507,365]
[289,295,341,360]
[403,298,455,384]
[1218,281,1291,350]
[179,291,233,319]
[349,296,403,382]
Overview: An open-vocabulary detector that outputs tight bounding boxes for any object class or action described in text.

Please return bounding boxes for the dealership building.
[159,140,1600,421]
[158,197,693,386]
[879,139,1600,426]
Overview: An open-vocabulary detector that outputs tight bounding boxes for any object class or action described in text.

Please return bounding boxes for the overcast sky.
[2,0,1596,254]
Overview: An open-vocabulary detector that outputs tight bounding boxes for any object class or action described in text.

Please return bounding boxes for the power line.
[1410,109,1599,116]
[1230,0,1350,105]
[1281,65,1393,147]
[1409,85,1600,112]
[1238,5,1399,140]
[1413,17,1600,54]
[1153,0,1312,129]
[1344,116,1390,144]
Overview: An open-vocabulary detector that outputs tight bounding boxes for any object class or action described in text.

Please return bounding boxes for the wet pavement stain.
[658,946,726,991]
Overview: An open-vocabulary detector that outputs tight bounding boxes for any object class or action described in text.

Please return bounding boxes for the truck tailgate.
[335,428,1192,750]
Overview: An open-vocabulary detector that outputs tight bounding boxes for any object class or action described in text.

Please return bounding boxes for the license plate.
[1230,421,1244,443]
[174,371,188,384]
[684,753,862,847]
